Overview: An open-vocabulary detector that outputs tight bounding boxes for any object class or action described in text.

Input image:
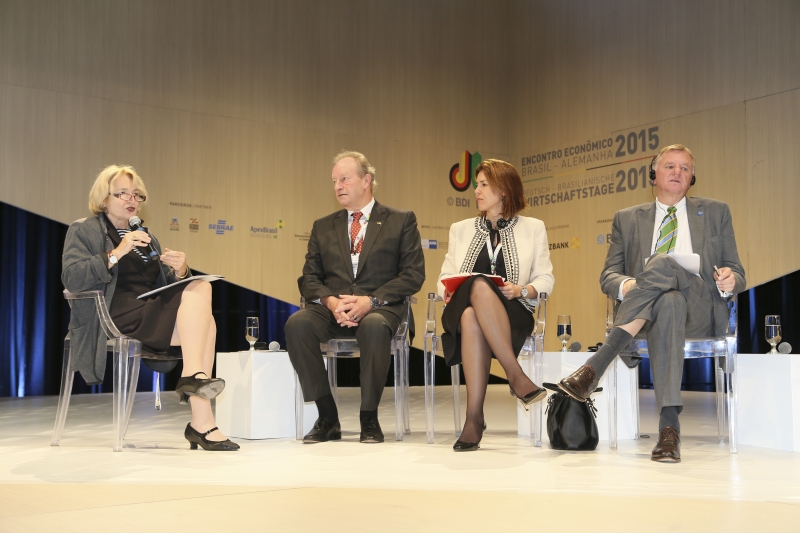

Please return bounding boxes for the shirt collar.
[655,196,686,215]
[348,198,376,220]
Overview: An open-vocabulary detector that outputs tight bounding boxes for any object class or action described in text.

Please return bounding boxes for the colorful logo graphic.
[449,151,483,192]
[570,237,581,249]
[209,220,234,235]
[421,239,438,250]
[189,218,199,232]
[170,217,179,231]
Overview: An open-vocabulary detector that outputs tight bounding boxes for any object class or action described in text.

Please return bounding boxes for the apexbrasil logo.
[250,220,284,239]
[449,151,483,192]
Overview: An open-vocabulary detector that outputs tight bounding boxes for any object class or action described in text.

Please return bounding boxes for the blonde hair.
[88,165,148,215]
[332,151,377,191]
[652,144,696,176]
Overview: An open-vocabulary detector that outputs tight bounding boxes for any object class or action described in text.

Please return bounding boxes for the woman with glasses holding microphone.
[62,165,238,451]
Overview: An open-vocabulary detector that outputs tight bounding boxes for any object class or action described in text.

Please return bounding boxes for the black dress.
[440,228,534,367]
[105,218,189,354]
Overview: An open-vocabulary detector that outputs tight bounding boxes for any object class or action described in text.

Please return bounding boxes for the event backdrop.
[1,1,798,372]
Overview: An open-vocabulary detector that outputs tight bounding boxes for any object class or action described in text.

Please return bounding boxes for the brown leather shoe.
[651,426,681,463]
[558,364,599,401]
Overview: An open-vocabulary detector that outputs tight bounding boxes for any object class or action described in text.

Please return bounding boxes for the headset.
[484,217,509,230]
[649,153,696,187]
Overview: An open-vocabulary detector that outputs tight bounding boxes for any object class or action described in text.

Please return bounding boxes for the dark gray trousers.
[614,254,715,412]
[285,303,401,412]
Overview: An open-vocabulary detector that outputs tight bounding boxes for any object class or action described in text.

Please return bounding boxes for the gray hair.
[333,150,377,191]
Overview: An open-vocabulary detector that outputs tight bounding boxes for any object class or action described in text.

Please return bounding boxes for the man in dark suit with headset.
[285,151,425,444]
[558,144,745,462]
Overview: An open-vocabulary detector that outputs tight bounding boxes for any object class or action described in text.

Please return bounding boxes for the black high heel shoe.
[510,385,547,411]
[175,372,225,404]
[184,423,240,451]
[453,422,487,452]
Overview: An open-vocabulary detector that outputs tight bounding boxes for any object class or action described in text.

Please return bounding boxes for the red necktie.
[350,212,363,254]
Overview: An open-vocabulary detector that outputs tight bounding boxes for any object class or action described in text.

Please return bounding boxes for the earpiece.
[650,154,696,186]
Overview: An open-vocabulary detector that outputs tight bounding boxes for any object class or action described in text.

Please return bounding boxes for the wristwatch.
[108,251,118,267]
[520,286,529,298]
[369,295,383,308]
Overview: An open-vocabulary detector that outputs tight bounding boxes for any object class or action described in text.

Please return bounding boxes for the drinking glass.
[557,315,572,352]
[246,317,260,351]
[765,315,781,354]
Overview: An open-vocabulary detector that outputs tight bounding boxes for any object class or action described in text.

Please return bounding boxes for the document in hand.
[137,275,224,299]
[644,253,700,276]
[440,273,505,303]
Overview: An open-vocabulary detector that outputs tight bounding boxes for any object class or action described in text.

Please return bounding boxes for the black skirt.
[106,221,188,354]
[440,275,533,367]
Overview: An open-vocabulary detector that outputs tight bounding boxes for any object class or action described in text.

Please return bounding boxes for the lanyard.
[350,213,369,255]
[485,234,502,275]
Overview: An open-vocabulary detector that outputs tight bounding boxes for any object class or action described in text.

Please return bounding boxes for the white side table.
[518,351,637,442]
[216,350,317,439]
[738,353,800,452]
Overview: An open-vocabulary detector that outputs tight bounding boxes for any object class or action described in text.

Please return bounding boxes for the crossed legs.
[458,277,539,443]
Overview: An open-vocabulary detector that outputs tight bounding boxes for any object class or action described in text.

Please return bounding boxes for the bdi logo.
[209,220,234,235]
[449,151,483,192]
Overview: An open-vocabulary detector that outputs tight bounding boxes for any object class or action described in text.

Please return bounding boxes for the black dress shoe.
[360,417,384,443]
[558,364,599,402]
[184,424,240,451]
[303,417,342,443]
[510,386,548,411]
[175,372,226,404]
[651,426,681,463]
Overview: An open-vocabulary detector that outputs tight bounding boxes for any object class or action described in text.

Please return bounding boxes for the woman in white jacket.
[438,159,555,451]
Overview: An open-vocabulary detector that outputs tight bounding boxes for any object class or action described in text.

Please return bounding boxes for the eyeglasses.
[111,192,146,202]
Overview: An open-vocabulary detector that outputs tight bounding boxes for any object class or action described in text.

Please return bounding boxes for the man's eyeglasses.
[111,192,146,202]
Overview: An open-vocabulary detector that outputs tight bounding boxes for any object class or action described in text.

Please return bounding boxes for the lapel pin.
[377,221,382,225]
[698,211,703,216]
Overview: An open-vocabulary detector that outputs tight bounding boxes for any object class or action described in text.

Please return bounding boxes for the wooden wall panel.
[744,89,800,286]
[1,0,798,357]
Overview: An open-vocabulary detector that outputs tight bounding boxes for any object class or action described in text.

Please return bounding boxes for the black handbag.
[543,382,601,451]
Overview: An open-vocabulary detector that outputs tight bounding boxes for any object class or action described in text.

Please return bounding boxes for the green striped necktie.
[655,206,678,254]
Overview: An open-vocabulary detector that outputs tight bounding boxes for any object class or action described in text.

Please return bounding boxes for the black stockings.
[457,278,537,443]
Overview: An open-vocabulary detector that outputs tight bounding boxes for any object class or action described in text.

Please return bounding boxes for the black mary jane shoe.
[184,424,240,451]
[175,372,226,404]
[509,385,548,411]
[453,422,486,452]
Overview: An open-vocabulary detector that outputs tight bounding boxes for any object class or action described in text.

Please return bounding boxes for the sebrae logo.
[209,220,234,235]
[449,151,483,192]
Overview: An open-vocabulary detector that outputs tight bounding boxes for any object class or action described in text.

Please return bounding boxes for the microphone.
[128,216,160,259]
[569,341,582,352]
[268,341,281,351]
[778,342,792,354]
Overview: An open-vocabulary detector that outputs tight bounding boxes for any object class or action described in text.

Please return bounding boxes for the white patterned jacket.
[437,216,555,312]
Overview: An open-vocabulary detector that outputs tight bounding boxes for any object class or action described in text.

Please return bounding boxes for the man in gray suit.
[559,144,745,462]
[285,151,425,444]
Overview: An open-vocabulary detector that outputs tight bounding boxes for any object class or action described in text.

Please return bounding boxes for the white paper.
[137,274,224,299]
[644,253,700,276]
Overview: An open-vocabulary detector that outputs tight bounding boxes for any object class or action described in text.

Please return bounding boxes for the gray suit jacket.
[600,197,746,336]
[61,214,176,384]
[298,201,425,325]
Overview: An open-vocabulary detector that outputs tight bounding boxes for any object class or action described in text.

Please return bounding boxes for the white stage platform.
[1,385,799,531]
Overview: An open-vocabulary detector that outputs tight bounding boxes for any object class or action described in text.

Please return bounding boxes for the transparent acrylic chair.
[605,294,739,452]
[52,290,180,452]
[422,292,548,445]
[294,295,416,441]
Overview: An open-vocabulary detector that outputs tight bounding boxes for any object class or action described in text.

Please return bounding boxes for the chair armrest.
[63,289,124,340]
[532,292,547,339]
[725,294,738,337]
